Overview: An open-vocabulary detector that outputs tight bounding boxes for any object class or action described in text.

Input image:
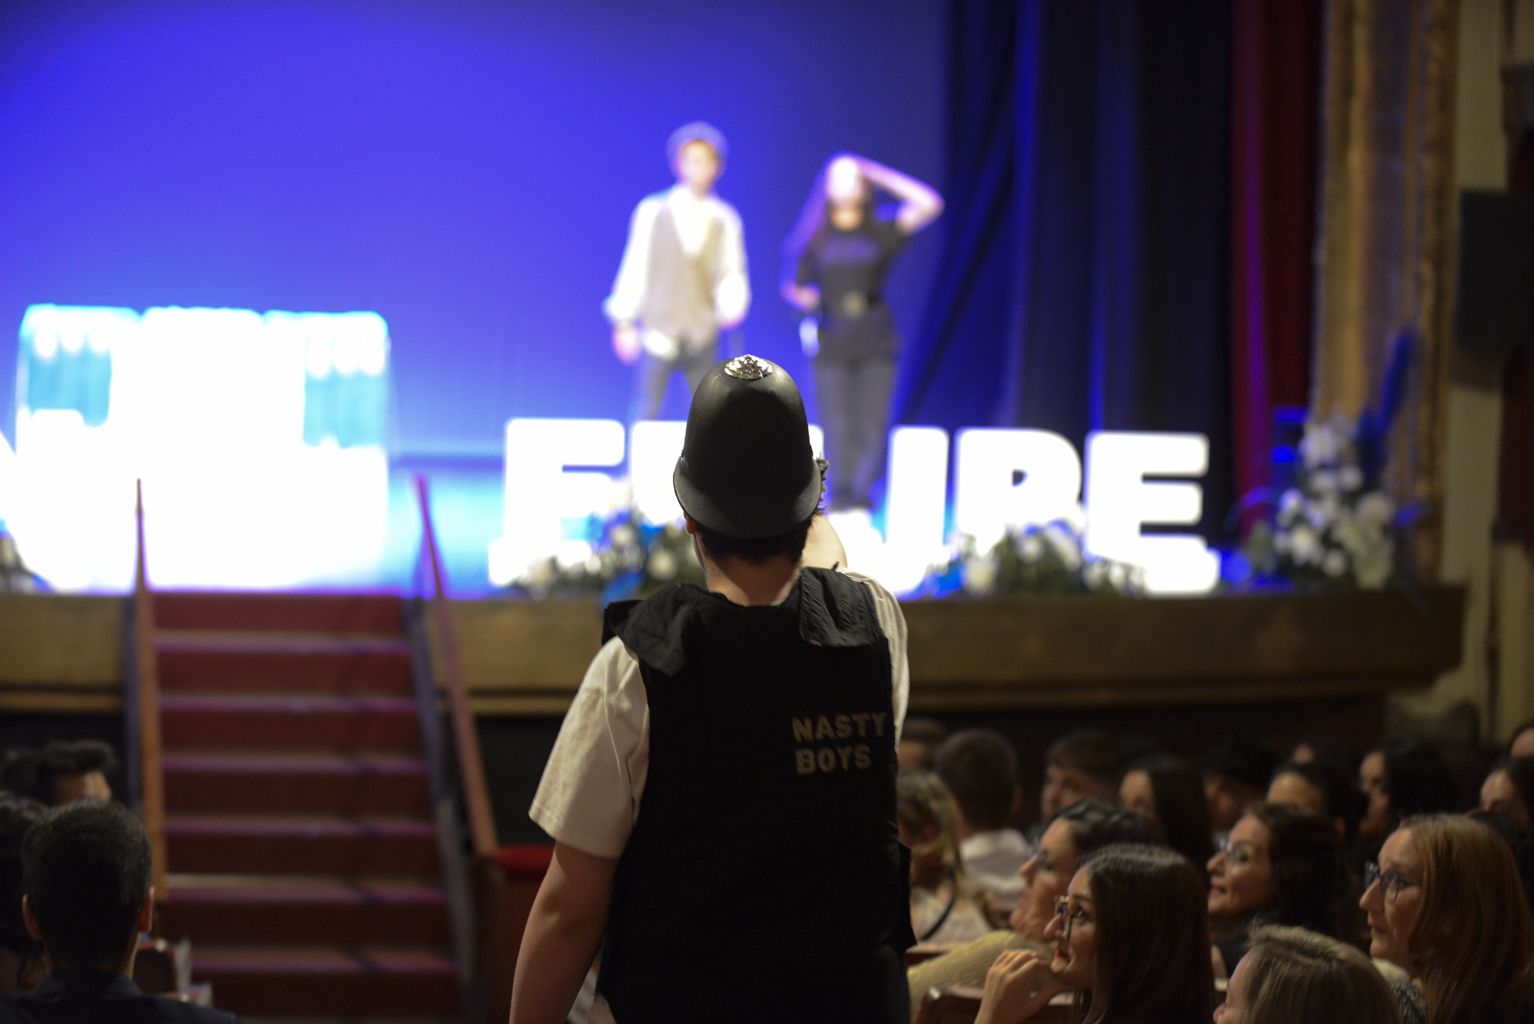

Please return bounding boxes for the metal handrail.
[132,479,168,897]
[414,475,498,860]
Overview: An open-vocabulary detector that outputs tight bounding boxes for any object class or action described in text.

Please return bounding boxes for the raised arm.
[851,155,944,235]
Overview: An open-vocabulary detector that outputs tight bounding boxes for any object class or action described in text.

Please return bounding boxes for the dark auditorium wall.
[0,1,945,452]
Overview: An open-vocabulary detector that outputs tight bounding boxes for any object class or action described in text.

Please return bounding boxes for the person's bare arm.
[851,155,944,235]
[508,842,619,1024]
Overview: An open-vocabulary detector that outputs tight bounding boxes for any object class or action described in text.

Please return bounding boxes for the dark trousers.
[813,355,896,511]
[632,342,717,421]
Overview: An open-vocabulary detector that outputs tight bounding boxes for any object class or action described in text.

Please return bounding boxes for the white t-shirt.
[530,570,910,859]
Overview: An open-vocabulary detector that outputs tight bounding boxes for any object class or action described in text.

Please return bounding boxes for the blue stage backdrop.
[0,1,945,454]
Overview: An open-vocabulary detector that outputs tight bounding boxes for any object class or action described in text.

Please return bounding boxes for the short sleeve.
[840,570,908,742]
[529,638,651,858]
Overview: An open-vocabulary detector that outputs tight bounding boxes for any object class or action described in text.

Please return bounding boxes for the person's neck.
[703,556,800,607]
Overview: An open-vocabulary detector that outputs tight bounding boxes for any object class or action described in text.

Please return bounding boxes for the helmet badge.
[723,354,773,381]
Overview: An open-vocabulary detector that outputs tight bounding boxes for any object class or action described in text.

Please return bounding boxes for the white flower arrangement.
[1247,414,1398,590]
[507,507,703,599]
[922,521,1144,597]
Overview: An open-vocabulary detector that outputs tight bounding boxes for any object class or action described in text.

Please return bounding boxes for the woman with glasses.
[974,844,1213,1024]
[1362,815,1534,1024]
[1205,802,1357,979]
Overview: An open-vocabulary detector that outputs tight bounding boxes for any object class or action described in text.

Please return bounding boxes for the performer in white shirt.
[604,122,750,420]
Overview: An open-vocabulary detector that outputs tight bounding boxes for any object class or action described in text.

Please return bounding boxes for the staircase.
[149,591,464,1022]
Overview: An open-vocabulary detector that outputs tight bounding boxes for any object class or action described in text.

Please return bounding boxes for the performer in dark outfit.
[508,355,912,1024]
[782,154,943,513]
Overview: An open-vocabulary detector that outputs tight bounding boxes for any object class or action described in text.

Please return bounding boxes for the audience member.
[1357,738,1455,850]
[898,717,948,772]
[906,800,1160,1015]
[1288,735,1361,777]
[1214,924,1396,1024]
[1266,759,1362,843]
[1202,737,1276,836]
[1466,810,1534,910]
[1508,718,1534,760]
[1,800,237,1023]
[1039,730,1122,823]
[973,844,1213,1024]
[0,794,47,994]
[0,742,117,807]
[934,729,1030,910]
[1362,814,1534,1024]
[897,771,991,944]
[1479,756,1533,825]
[1206,802,1356,978]
[1117,754,1214,878]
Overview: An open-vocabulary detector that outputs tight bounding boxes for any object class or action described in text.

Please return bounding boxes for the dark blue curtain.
[899,0,1233,536]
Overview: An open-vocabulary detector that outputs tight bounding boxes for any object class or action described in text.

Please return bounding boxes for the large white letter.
[1083,431,1219,595]
[490,418,625,585]
[880,426,949,590]
[953,429,1084,550]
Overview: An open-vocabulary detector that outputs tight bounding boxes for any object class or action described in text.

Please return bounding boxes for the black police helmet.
[673,355,820,538]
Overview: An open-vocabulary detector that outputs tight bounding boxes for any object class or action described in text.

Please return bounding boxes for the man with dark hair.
[0,741,117,807]
[510,355,911,1024]
[933,729,1029,910]
[1203,735,1277,835]
[1,801,236,1022]
[1039,729,1123,822]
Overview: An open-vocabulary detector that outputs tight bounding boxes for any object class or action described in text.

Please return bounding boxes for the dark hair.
[1057,798,1163,858]
[1467,810,1534,911]
[1045,729,1122,783]
[1291,735,1362,777]
[1078,844,1214,1024]
[694,513,815,566]
[1272,758,1364,843]
[933,729,1018,831]
[1124,754,1214,874]
[1246,802,1356,941]
[0,793,47,985]
[1203,735,1277,790]
[1489,757,1534,814]
[1377,737,1456,821]
[0,741,118,806]
[21,801,151,971]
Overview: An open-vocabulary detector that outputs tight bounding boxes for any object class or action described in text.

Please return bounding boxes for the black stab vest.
[597,568,912,1024]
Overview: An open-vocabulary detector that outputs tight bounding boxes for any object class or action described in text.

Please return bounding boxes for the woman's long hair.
[1403,815,1534,1024]
[777,154,877,299]
[1239,925,1397,1024]
[896,770,964,893]
[1125,754,1214,876]
[1247,802,1358,942]
[1076,843,1214,1024]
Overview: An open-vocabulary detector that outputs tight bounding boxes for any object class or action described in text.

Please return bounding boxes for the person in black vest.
[510,354,913,1024]
[0,800,237,1023]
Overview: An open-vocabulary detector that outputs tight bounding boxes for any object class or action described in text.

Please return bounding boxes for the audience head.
[895,770,962,893]
[1216,924,1397,1024]
[1480,756,1534,825]
[0,793,47,992]
[1508,719,1534,760]
[1267,758,1363,842]
[21,800,154,974]
[1207,802,1352,940]
[1466,810,1534,911]
[1040,730,1122,821]
[1046,843,1213,1024]
[1012,798,1161,943]
[897,716,947,772]
[1357,737,1455,844]
[1203,736,1276,833]
[1289,735,1361,776]
[1118,753,1214,874]
[0,741,117,807]
[1361,815,1534,1023]
[933,728,1019,835]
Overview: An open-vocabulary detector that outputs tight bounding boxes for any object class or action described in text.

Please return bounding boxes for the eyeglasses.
[1053,896,1094,938]
[1214,838,1258,865]
[1364,860,1419,903]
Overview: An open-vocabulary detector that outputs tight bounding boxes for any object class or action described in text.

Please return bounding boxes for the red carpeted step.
[160,878,451,946]
[165,816,440,876]
[188,947,460,1018]
[154,591,407,634]
[158,633,414,696]
[163,753,430,817]
[161,695,422,752]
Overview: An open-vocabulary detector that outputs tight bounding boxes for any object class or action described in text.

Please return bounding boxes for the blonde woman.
[1215,925,1396,1024]
[898,771,991,944]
